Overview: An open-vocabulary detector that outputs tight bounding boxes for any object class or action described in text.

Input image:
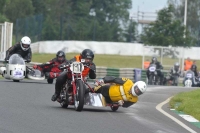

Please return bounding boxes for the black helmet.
[191,64,197,71]
[81,49,94,61]
[152,57,157,63]
[174,62,180,70]
[56,50,65,63]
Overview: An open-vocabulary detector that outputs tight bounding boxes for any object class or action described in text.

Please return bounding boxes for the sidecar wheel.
[110,106,119,111]
[13,80,19,82]
[47,79,54,84]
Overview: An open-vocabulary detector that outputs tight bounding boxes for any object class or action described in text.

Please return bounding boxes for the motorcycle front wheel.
[74,80,85,111]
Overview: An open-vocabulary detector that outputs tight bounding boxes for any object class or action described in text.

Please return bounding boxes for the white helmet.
[131,81,147,96]
[20,36,31,51]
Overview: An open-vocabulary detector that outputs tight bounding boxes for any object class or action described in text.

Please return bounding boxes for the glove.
[94,79,104,86]
[33,65,38,69]
[118,100,124,106]
[49,72,60,79]
[59,64,70,70]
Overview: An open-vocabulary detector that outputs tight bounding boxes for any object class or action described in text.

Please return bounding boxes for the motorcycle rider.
[4,36,32,62]
[146,57,164,85]
[93,76,147,108]
[165,62,181,85]
[51,49,96,101]
[183,65,198,87]
[33,50,68,83]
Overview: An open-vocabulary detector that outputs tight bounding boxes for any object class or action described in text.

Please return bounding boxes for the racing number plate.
[186,73,192,78]
[149,66,156,72]
[13,70,23,78]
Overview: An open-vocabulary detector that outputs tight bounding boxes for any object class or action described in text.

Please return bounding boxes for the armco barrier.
[95,67,135,81]
[1,61,172,83]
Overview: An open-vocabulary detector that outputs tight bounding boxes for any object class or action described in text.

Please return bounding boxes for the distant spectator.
[144,59,150,69]
[193,60,196,65]
[184,57,193,71]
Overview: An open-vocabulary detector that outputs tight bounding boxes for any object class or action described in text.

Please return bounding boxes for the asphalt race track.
[0,79,199,133]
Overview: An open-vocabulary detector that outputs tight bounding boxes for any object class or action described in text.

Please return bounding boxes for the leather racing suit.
[5,43,32,62]
[94,76,137,108]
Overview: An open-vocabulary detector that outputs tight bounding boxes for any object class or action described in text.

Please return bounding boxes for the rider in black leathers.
[183,64,199,87]
[4,36,32,62]
[164,62,181,85]
[146,57,164,85]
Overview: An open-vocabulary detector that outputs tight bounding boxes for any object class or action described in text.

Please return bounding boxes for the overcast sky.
[130,0,168,34]
[131,0,168,13]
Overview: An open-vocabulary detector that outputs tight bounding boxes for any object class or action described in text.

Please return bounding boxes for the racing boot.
[51,93,59,102]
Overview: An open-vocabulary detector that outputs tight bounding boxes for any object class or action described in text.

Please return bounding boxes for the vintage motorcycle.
[148,64,160,85]
[0,54,45,82]
[0,54,26,82]
[165,73,179,86]
[58,61,120,112]
[58,61,86,111]
[184,71,193,87]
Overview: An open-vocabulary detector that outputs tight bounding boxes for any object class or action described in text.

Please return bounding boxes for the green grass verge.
[32,53,143,68]
[32,53,200,69]
[169,89,200,121]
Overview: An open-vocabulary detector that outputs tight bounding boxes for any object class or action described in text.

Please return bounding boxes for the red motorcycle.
[59,61,120,112]
[59,61,86,111]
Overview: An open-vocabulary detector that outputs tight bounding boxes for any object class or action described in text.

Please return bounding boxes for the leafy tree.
[124,20,137,42]
[0,0,9,22]
[0,0,6,13]
[141,4,195,47]
[90,0,132,41]
[0,14,9,23]
[31,0,46,15]
[168,0,200,46]
[42,16,60,40]
[3,0,34,23]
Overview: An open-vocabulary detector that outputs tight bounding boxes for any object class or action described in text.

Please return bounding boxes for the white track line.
[156,97,197,133]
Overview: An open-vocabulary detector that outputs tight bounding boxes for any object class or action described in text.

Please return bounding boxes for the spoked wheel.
[149,75,154,85]
[110,105,119,112]
[74,80,85,111]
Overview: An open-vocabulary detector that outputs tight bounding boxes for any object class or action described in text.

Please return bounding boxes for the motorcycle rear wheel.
[74,80,85,111]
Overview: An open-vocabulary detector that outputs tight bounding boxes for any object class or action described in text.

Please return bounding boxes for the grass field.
[32,53,143,68]
[32,53,200,70]
[170,89,200,121]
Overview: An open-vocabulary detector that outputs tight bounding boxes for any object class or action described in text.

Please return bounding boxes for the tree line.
[0,0,199,47]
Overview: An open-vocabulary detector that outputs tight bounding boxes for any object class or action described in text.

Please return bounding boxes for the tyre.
[47,79,54,84]
[149,75,154,85]
[110,106,119,111]
[74,80,85,111]
[13,80,19,82]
